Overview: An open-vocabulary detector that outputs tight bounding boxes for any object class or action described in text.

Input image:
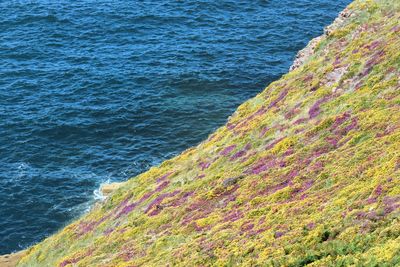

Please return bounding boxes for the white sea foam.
[93,178,111,201]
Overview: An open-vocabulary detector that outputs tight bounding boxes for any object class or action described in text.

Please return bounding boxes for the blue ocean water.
[0,0,351,254]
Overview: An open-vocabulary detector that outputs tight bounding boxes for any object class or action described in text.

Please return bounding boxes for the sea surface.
[0,0,351,254]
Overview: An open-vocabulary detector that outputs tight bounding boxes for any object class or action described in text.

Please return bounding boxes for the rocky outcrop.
[100,182,125,197]
[0,251,26,267]
[289,7,354,72]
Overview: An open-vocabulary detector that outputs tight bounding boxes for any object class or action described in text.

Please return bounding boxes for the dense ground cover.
[18,0,400,266]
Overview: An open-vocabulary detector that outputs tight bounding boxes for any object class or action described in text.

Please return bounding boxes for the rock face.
[0,251,26,267]
[289,7,354,72]
[17,0,400,266]
[101,182,125,197]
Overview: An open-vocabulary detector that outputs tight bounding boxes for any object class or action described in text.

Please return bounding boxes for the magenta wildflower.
[224,210,243,222]
[199,161,211,170]
[220,145,236,156]
[309,96,330,119]
[145,190,180,216]
[274,231,285,238]
[59,249,93,267]
[169,191,194,207]
[156,172,173,183]
[230,143,251,161]
[268,88,289,108]
[259,126,270,137]
[331,112,351,130]
[103,227,114,236]
[116,203,137,218]
[374,185,383,196]
[294,118,308,125]
[240,222,255,232]
[306,223,316,230]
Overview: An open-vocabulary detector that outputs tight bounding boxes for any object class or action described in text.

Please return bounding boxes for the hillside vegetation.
[18,0,400,266]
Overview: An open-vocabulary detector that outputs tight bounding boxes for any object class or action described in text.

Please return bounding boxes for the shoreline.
[0,182,124,266]
[0,250,26,267]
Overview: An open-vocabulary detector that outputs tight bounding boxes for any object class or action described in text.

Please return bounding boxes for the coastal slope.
[18,0,400,266]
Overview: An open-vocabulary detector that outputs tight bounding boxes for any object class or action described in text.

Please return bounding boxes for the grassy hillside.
[18,0,400,266]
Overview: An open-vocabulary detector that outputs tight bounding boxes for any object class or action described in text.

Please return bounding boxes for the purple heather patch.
[309,95,331,119]
[259,126,270,137]
[199,161,211,170]
[311,161,324,172]
[365,40,381,51]
[208,133,217,142]
[239,151,257,163]
[374,185,383,196]
[366,50,385,68]
[157,172,173,183]
[231,150,246,160]
[116,203,137,218]
[331,112,351,130]
[287,169,299,180]
[240,222,255,233]
[274,231,285,238]
[191,222,203,232]
[333,56,342,66]
[168,191,194,207]
[226,122,237,130]
[103,227,114,236]
[294,118,308,125]
[145,190,180,215]
[300,194,308,200]
[224,210,243,222]
[234,107,268,130]
[251,164,269,175]
[291,179,314,199]
[254,106,268,117]
[220,145,236,156]
[283,148,294,157]
[285,104,301,119]
[360,50,385,77]
[75,210,115,237]
[268,88,289,109]
[313,144,333,157]
[382,195,400,215]
[326,136,340,147]
[115,181,171,218]
[342,117,358,133]
[392,25,400,32]
[303,74,314,82]
[266,137,285,151]
[230,143,251,161]
[355,210,379,221]
[249,157,278,175]
[263,179,292,196]
[366,197,377,205]
[115,195,132,211]
[77,221,96,236]
[376,125,398,138]
[306,223,316,230]
[59,249,93,267]
[182,186,239,227]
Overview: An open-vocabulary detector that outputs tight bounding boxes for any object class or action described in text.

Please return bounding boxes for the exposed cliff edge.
[17,0,400,266]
